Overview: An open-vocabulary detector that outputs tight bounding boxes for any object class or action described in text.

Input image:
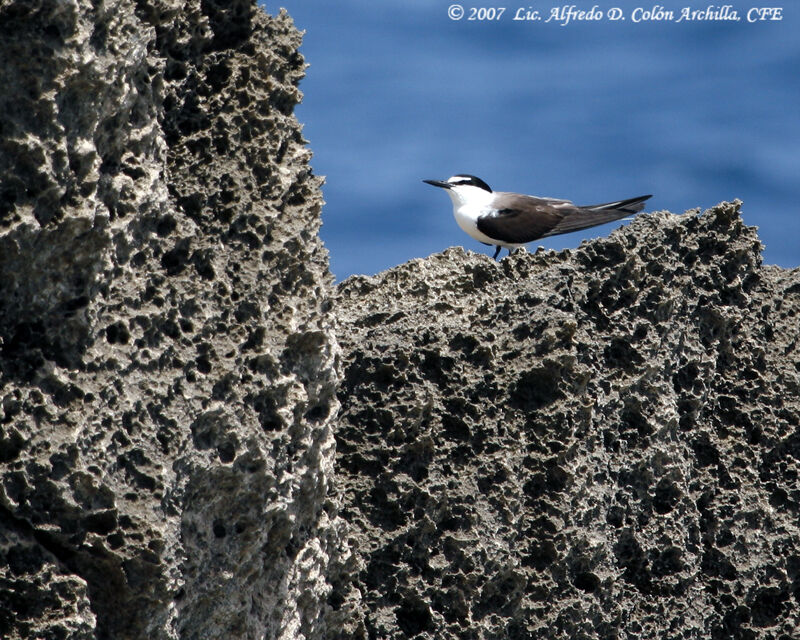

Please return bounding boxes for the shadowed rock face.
[0,2,359,639]
[335,204,800,640]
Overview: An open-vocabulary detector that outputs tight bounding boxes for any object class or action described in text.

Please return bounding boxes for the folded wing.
[477,193,652,243]
[541,195,651,238]
[475,193,575,243]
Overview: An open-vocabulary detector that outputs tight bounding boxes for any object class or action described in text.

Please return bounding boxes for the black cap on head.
[449,174,492,192]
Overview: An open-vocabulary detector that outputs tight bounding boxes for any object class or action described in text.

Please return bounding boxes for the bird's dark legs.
[491,246,518,260]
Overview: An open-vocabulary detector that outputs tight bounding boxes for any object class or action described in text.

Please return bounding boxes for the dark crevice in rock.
[0,503,154,640]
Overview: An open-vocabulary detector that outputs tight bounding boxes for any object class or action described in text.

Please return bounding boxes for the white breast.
[446,186,523,248]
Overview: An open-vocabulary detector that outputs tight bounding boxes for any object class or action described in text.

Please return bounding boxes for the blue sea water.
[267,1,799,280]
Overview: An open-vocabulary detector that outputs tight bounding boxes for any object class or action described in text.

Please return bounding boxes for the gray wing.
[540,194,652,238]
[476,193,576,244]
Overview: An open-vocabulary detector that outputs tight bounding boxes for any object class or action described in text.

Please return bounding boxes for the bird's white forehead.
[447,175,471,184]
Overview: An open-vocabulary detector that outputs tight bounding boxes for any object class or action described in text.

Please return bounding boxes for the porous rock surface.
[0,1,359,639]
[335,203,800,639]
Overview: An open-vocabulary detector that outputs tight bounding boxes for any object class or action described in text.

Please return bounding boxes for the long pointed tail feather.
[541,195,652,238]
[583,194,652,213]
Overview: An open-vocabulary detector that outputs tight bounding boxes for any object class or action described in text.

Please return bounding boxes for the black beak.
[423,179,451,189]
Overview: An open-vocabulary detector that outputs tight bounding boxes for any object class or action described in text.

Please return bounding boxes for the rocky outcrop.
[335,204,800,639]
[2,2,799,640]
[0,2,358,639]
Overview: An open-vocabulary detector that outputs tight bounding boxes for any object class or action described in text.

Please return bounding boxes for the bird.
[423,174,652,259]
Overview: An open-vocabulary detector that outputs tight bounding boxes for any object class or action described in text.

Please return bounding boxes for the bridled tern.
[423,174,652,259]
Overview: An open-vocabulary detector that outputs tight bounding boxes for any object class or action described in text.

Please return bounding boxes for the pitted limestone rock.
[0,2,360,639]
[335,202,800,640]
